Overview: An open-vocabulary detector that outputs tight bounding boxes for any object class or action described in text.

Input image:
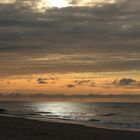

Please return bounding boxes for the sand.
[0,116,140,140]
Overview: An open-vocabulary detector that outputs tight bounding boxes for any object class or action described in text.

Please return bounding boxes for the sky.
[0,0,140,101]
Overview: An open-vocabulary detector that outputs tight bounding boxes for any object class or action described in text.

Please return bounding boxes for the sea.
[0,101,140,131]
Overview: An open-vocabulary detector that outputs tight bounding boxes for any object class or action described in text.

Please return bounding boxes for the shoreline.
[1,113,140,133]
[0,116,140,140]
[27,116,140,133]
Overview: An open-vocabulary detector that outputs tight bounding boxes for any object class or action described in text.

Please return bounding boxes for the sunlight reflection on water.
[34,102,97,120]
[0,101,140,130]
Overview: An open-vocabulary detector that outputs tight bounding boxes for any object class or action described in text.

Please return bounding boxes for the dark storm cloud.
[0,0,140,76]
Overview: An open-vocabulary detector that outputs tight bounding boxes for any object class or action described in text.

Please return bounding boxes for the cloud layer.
[0,0,140,76]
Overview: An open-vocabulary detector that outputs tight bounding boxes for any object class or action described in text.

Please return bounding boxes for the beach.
[0,116,140,140]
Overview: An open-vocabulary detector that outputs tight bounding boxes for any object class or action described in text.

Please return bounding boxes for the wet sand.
[0,116,140,140]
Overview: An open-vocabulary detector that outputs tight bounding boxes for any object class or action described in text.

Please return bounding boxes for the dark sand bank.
[0,116,140,140]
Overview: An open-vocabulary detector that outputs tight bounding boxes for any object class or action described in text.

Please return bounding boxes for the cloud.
[113,78,140,86]
[89,82,96,87]
[37,78,47,84]
[74,80,91,85]
[0,0,140,76]
[66,80,95,88]
[0,0,15,4]
[36,76,58,84]
[67,84,75,88]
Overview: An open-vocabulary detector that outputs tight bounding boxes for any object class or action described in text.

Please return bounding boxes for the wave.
[99,113,117,116]
[0,108,7,112]
[89,119,101,122]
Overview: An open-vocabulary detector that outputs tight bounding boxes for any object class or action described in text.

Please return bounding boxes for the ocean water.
[0,101,140,131]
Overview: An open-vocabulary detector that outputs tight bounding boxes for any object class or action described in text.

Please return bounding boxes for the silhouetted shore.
[0,116,140,140]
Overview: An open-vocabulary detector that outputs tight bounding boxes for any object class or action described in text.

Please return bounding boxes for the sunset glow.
[0,0,140,102]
